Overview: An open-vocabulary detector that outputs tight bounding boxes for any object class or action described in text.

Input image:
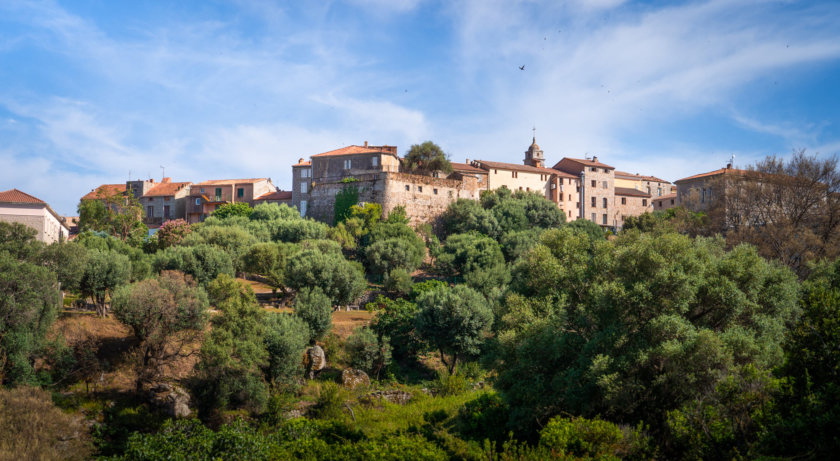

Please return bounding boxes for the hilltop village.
[13,138,736,239]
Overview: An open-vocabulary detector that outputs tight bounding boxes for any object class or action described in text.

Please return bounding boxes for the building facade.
[554,157,616,227]
[187,178,276,223]
[0,189,69,243]
[139,178,192,227]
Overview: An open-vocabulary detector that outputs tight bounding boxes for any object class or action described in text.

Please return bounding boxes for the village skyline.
[2,0,839,215]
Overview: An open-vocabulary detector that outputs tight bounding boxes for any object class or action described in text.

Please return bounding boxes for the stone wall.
[307,172,480,226]
[614,193,652,228]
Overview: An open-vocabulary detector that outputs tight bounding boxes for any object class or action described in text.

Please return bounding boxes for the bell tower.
[524,128,544,168]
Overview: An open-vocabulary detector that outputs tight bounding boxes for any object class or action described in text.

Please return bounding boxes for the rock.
[341,368,370,389]
[148,383,192,418]
[305,345,326,379]
[361,390,413,406]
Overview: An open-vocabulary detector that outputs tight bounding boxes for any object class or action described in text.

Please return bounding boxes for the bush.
[365,237,425,277]
[436,233,509,292]
[264,314,311,386]
[345,327,392,378]
[430,370,468,397]
[456,392,510,443]
[384,268,413,295]
[274,219,328,243]
[295,287,333,341]
[311,382,347,420]
[152,244,234,286]
[251,202,300,221]
[286,249,366,306]
[212,202,253,219]
[538,416,653,459]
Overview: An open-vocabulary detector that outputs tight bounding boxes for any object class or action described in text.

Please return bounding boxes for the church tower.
[524,133,545,168]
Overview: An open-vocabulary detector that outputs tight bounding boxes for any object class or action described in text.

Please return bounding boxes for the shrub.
[383,268,413,295]
[430,370,468,397]
[152,244,234,286]
[294,286,333,341]
[368,296,425,359]
[212,202,253,219]
[251,202,300,221]
[264,313,311,385]
[155,219,191,249]
[365,237,425,277]
[311,382,347,420]
[456,392,510,443]
[286,249,366,306]
[345,327,392,378]
[273,219,329,243]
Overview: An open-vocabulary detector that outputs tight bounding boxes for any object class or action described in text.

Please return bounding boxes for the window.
[591,212,596,221]
[147,206,154,217]
[299,200,307,217]
[512,171,518,178]
[344,159,352,169]
[300,182,308,194]
[591,167,597,172]
[371,156,379,167]
[215,188,222,200]
[642,199,648,206]
[602,214,607,225]
[568,194,571,201]
[670,199,674,205]
[494,169,498,174]
[621,197,626,205]
[576,185,580,192]
[405,185,410,191]
[301,168,311,178]
[433,188,438,195]
[576,202,580,209]
[602,181,608,189]
[602,197,607,208]
[448,190,453,197]
[591,180,596,187]
[657,187,662,196]
[237,187,244,198]
[591,196,596,207]
[195,198,201,205]
[418,186,423,193]
[164,205,170,218]
[568,211,572,217]
[200,188,205,193]
[526,187,530,191]
[701,188,706,203]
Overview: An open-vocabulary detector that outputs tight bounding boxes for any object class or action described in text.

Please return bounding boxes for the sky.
[2,0,839,215]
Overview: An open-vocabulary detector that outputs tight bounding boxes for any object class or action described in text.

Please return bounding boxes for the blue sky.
[2,0,839,215]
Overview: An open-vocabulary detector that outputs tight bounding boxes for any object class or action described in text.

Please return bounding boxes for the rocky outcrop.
[148,383,192,418]
[361,390,413,406]
[341,368,370,389]
[305,345,326,379]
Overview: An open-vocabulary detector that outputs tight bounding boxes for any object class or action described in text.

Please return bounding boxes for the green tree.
[0,222,42,261]
[80,249,131,317]
[212,202,253,219]
[365,237,425,278]
[439,199,499,239]
[35,241,88,293]
[111,271,209,390]
[286,249,366,306]
[294,287,333,341]
[183,224,258,274]
[273,219,329,243]
[250,202,300,221]
[193,275,268,414]
[346,326,392,378]
[497,231,800,435]
[383,268,413,295]
[368,296,425,359]
[243,242,298,295]
[78,190,148,245]
[437,233,510,292]
[0,253,60,386]
[152,244,234,286]
[333,183,359,224]
[415,284,493,374]
[263,313,310,386]
[403,141,453,174]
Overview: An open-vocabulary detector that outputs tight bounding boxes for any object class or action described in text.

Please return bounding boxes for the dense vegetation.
[1,155,839,459]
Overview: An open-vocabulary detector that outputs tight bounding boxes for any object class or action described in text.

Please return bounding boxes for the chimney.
[465,158,470,164]
[726,163,732,169]
[298,158,304,164]
[364,141,368,147]
[162,177,171,183]
[592,156,598,163]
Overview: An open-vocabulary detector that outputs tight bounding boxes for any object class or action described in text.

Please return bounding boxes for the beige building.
[255,190,293,207]
[614,187,652,227]
[615,171,672,198]
[674,164,746,212]
[653,192,677,211]
[187,178,276,223]
[0,189,69,243]
[554,157,616,227]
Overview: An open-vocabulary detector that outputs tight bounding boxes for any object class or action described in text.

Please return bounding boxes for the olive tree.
[286,249,366,306]
[80,249,131,317]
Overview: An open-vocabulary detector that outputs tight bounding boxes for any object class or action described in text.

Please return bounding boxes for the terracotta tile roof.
[0,188,46,204]
[194,178,268,186]
[674,167,748,183]
[450,162,487,174]
[615,187,651,198]
[475,159,571,177]
[82,184,126,200]
[557,157,615,170]
[311,145,398,158]
[256,190,292,201]
[293,161,311,167]
[653,192,677,201]
[614,171,670,183]
[144,181,191,197]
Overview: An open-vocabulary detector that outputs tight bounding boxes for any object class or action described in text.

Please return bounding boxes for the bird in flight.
[519,65,525,70]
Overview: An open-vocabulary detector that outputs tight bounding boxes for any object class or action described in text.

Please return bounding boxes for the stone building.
[187,178,276,223]
[653,192,677,211]
[139,178,192,227]
[291,159,312,216]
[255,190,293,207]
[614,171,672,199]
[0,189,69,243]
[614,187,652,227]
[674,163,746,212]
[554,157,616,227]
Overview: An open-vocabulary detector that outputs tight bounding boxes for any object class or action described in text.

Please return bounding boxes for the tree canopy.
[403,141,453,174]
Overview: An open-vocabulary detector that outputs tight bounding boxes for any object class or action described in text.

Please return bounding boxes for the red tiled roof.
[557,157,615,170]
[311,145,398,158]
[614,171,670,183]
[476,159,572,177]
[293,161,311,167]
[82,184,126,200]
[450,162,487,174]
[653,192,677,201]
[615,187,651,198]
[256,190,292,201]
[0,188,45,204]
[194,178,268,186]
[144,181,191,197]
[674,167,748,183]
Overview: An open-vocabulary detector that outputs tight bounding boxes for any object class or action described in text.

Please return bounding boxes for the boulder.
[341,368,370,389]
[148,383,192,418]
[305,345,326,379]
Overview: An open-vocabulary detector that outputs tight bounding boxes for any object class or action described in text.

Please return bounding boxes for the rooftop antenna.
[160,165,165,180]
[728,154,736,168]
[128,169,131,182]
[532,125,536,141]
